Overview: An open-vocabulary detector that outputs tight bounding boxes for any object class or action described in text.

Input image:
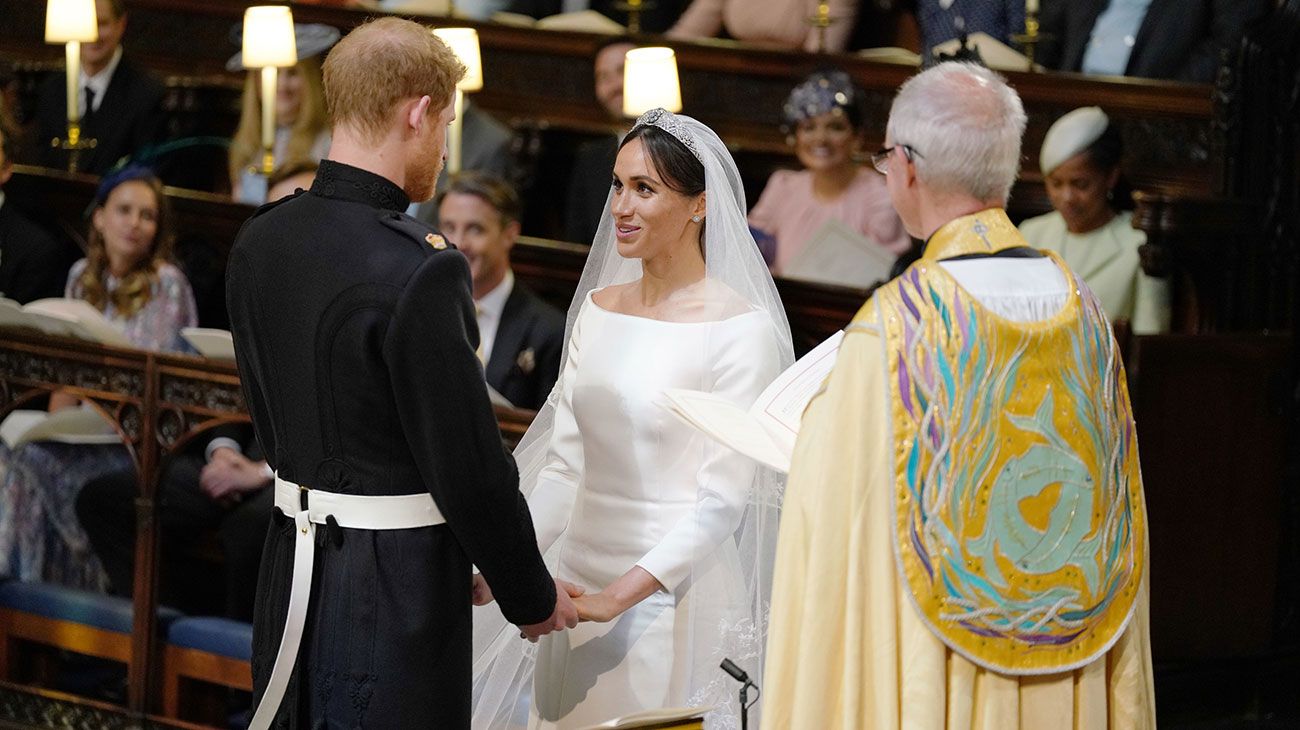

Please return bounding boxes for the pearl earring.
[691,215,702,223]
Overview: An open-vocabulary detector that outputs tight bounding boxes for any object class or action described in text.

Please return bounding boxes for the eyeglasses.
[870,144,922,175]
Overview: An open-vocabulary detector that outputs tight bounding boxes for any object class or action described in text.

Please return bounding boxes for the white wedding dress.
[525,291,782,729]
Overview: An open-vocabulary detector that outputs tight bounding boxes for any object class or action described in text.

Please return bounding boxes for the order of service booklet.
[782,217,896,290]
[0,297,132,347]
[0,405,120,450]
[181,327,236,361]
[662,330,844,473]
[579,705,712,730]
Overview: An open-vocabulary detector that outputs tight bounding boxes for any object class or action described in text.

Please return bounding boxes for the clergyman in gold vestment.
[762,63,1156,730]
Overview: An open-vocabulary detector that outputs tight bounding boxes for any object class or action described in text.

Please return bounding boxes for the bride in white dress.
[471,110,794,729]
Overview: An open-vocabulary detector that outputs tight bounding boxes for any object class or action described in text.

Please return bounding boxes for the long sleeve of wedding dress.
[635,318,782,591]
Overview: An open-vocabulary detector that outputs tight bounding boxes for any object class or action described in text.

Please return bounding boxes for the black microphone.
[720,658,749,683]
[720,658,758,730]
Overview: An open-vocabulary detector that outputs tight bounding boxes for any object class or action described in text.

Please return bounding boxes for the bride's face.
[609,138,703,261]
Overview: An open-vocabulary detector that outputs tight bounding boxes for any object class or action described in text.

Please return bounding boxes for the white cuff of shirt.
[261,462,274,480]
[205,437,243,463]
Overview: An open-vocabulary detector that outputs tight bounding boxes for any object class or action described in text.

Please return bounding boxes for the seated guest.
[910,0,1025,59]
[266,160,318,202]
[226,24,338,205]
[1019,106,1170,333]
[748,70,910,275]
[33,0,164,174]
[565,39,634,245]
[76,426,272,620]
[1038,0,1270,83]
[669,0,858,52]
[437,172,564,410]
[0,123,75,303]
[0,167,198,590]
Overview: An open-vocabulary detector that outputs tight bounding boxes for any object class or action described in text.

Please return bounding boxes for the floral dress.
[0,261,197,589]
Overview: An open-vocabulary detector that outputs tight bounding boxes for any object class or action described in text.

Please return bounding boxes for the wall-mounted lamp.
[432,27,483,176]
[241,5,298,176]
[45,0,99,169]
[622,46,682,117]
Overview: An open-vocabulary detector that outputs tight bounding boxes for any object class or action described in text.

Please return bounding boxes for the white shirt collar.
[78,46,123,115]
[476,269,514,323]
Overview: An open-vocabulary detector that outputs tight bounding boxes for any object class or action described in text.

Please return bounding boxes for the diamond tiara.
[631,108,702,161]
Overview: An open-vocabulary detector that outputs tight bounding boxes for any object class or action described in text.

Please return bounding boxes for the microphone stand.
[720,658,760,730]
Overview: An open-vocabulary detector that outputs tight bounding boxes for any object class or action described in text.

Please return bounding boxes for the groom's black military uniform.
[227,160,556,728]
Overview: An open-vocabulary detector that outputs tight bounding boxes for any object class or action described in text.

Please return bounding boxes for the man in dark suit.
[437,171,565,411]
[225,18,574,728]
[0,124,75,302]
[34,0,164,174]
[75,425,273,621]
[1038,0,1271,83]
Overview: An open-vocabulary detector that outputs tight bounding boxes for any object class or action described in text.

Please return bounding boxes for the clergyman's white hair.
[886,62,1027,204]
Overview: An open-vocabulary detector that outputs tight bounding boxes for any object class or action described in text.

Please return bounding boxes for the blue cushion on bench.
[167,617,253,662]
[0,581,182,635]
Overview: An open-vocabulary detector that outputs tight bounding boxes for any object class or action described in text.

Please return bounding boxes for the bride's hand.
[572,567,665,623]
[573,591,623,623]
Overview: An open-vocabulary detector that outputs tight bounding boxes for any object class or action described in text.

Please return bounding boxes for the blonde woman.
[227,24,338,204]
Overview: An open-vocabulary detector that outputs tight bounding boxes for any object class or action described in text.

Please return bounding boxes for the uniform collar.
[921,208,1027,262]
[311,159,410,211]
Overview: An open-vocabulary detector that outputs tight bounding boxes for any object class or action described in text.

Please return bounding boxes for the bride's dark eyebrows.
[610,172,662,186]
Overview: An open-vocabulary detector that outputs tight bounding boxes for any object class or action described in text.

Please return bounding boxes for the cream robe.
[761,261,1156,730]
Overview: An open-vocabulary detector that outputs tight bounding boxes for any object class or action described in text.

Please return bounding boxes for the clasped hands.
[473,566,664,642]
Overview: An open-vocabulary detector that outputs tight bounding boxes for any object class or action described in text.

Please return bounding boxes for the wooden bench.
[161,616,253,724]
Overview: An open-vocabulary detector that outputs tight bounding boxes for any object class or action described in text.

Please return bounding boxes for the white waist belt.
[248,475,446,730]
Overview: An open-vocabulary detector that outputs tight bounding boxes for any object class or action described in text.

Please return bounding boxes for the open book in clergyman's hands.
[662,330,844,473]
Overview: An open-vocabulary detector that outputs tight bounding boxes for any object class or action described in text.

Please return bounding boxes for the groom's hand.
[519,579,582,642]
[470,573,494,606]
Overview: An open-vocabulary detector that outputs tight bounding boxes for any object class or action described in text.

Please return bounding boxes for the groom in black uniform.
[226,18,576,728]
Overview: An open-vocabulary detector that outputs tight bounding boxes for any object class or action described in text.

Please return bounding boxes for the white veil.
[471,110,795,729]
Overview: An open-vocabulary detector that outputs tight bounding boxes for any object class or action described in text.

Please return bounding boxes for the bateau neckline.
[585,288,765,325]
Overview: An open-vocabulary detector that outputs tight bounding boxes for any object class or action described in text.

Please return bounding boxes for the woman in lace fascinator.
[749,69,910,275]
[470,110,794,728]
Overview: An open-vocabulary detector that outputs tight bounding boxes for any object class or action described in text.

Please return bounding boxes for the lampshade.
[433,27,483,92]
[241,6,298,69]
[622,47,682,117]
[45,0,98,44]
